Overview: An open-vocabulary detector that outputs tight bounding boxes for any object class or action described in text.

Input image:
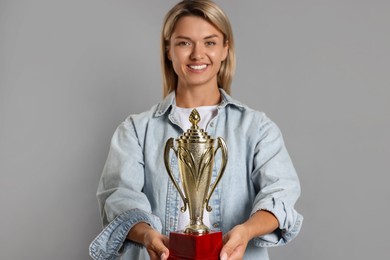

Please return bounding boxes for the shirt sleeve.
[89,117,163,259]
[250,116,303,247]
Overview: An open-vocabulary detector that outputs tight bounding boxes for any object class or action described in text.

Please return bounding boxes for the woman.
[89,1,302,259]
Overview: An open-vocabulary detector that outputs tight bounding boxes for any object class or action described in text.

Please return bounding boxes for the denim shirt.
[89,89,303,260]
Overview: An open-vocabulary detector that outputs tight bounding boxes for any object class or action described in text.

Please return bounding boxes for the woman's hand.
[143,228,170,260]
[220,224,250,260]
[219,210,279,260]
[127,222,169,260]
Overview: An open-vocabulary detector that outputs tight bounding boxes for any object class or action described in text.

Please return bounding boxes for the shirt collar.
[154,88,247,117]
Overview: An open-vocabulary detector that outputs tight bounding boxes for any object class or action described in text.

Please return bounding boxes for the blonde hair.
[161,0,235,97]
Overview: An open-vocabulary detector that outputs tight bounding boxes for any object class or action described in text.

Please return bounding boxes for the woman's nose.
[190,44,204,60]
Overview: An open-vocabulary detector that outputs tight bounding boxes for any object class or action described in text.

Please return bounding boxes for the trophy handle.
[164,138,188,212]
[205,137,228,212]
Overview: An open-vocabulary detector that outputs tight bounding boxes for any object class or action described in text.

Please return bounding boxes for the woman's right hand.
[143,227,170,260]
[127,222,169,260]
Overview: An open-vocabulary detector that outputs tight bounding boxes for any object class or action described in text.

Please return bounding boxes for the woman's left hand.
[219,224,250,260]
[219,210,279,260]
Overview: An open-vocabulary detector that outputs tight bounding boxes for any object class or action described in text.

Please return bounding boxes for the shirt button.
[210,122,214,127]
[213,223,219,228]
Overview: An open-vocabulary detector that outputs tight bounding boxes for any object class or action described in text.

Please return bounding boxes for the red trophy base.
[167,231,222,260]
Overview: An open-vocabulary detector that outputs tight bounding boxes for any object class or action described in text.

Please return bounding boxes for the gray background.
[0,0,389,259]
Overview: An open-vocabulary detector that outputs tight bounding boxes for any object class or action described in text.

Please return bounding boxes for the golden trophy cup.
[164,109,228,259]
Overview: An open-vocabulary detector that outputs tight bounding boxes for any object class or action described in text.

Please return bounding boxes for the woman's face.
[168,16,228,90]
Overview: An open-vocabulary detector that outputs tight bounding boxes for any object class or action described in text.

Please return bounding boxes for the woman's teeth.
[189,64,207,70]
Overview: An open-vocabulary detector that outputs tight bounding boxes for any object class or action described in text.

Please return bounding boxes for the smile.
[188,64,208,71]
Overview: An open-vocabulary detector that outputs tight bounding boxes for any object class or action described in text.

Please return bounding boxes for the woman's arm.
[219,114,302,260]
[90,117,164,260]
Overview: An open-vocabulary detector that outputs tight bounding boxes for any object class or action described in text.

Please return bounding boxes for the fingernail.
[161,253,167,260]
[220,252,227,260]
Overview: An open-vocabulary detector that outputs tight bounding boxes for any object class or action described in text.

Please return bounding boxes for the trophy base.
[167,231,222,260]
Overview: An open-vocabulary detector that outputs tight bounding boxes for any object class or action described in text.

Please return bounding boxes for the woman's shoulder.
[122,103,161,126]
[123,92,175,125]
[224,97,269,123]
[221,90,270,121]
[223,98,281,140]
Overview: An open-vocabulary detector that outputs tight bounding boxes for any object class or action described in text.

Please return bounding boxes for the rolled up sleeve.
[250,118,303,247]
[89,209,162,260]
[90,117,162,259]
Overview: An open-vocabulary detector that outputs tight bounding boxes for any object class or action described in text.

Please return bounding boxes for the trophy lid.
[177,109,213,143]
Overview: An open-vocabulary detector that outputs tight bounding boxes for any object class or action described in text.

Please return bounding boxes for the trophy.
[164,109,228,260]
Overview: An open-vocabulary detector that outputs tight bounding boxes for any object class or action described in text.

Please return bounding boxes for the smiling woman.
[161,0,235,98]
[89,1,302,260]
[168,16,229,108]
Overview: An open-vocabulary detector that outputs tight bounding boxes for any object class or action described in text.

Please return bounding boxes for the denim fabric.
[89,89,303,260]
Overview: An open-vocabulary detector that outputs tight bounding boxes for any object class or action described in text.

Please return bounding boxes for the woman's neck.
[175,85,221,108]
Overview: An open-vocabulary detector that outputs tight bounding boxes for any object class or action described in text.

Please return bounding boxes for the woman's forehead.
[171,16,223,39]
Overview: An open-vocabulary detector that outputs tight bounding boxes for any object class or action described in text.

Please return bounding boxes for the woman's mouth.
[188,64,208,71]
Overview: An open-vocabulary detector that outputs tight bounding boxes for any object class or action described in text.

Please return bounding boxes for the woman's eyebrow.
[174,36,192,40]
[204,34,219,40]
[173,34,220,40]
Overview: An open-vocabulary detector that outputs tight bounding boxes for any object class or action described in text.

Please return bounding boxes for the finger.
[151,243,169,257]
[228,244,246,260]
[220,244,234,260]
[152,237,169,259]
[160,252,168,260]
[159,247,169,260]
[146,234,169,260]
[147,249,159,260]
[220,232,243,260]
[147,248,169,260]
[161,235,170,247]
[222,233,230,244]
[220,251,228,260]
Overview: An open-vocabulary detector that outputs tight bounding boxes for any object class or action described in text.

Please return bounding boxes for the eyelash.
[205,41,216,46]
[176,41,217,46]
[177,41,190,46]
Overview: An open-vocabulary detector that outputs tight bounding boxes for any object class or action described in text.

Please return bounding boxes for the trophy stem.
[185,218,210,234]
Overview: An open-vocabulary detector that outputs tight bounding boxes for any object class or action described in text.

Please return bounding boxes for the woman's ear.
[166,46,172,61]
[222,40,229,61]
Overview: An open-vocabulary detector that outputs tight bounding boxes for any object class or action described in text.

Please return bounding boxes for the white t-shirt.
[175,105,218,132]
[174,105,218,231]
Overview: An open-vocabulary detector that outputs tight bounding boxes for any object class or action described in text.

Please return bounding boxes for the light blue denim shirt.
[89,89,303,260]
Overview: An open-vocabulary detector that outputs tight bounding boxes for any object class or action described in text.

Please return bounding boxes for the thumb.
[220,245,234,260]
[220,235,235,260]
[160,252,169,260]
[159,236,170,260]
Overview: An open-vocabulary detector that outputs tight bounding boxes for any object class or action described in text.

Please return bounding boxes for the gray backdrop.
[1,0,389,259]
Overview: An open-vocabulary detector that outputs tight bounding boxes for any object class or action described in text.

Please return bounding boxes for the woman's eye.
[177,41,190,46]
[206,41,216,46]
